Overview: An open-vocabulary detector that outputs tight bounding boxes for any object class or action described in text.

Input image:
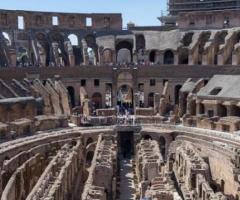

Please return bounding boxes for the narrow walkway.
[119,158,136,200]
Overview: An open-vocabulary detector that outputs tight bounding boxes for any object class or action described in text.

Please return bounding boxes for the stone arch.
[36,32,50,66]
[50,31,69,66]
[86,137,94,146]
[143,134,152,140]
[84,34,98,64]
[117,72,133,89]
[175,85,182,105]
[214,31,228,65]
[102,48,113,64]
[116,40,133,63]
[2,32,11,46]
[67,33,83,65]
[136,34,145,51]
[164,49,174,64]
[0,32,10,67]
[117,84,133,112]
[68,34,78,46]
[178,48,189,64]
[148,92,154,107]
[86,151,94,167]
[198,32,211,64]
[17,46,29,67]
[67,86,75,108]
[149,50,157,63]
[92,92,102,109]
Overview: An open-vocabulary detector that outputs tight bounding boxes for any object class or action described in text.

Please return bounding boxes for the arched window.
[68,34,78,46]
[164,50,174,64]
[149,50,157,63]
[148,92,154,107]
[116,41,133,64]
[102,49,113,64]
[36,32,50,66]
[136,34,145,50]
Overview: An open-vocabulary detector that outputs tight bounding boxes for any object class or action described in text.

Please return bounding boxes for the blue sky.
[0,0,167,27]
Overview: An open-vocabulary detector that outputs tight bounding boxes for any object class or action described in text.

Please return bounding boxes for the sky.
[0,0,167,27]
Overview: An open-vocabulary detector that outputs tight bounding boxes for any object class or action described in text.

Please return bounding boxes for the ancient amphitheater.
[1,0,240,200]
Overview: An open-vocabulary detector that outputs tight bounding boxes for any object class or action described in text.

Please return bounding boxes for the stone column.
[112,69,118,107]
[174,52,179,65]
[196,100,203,115]
[112,50,117,64]
[134,93,140,115]
[154,93,160,114]
[133,50,138,63]
[225,104,234,116]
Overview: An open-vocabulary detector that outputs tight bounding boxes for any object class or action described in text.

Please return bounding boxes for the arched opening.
[175,85,182,105]
[86,137,94,146]
[2,32,11,46]
[36,32,50,66]
[116,41,133,64]
[148,92,154,107]
[86,151,94,167]
[164,50,174,64]
[117,85,133,114]
[17,47,29,67]
[68,34,82,65]
[92,92,102,110]
[159,136,166,159]
[136,34,145,51]
[198,32,211,64]
[149,50,157,63]
[117,48,131,64]
[67,86,75,108]
[85,34,98,65]
[50,31,69,66]
[102,49,113,64]
[179,49,189,64]
[87,47,96,65]
[136,35,145,62]
[68,34,78,46]
[143,135,152,140]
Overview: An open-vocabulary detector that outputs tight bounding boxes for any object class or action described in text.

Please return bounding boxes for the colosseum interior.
[1,1,240,200]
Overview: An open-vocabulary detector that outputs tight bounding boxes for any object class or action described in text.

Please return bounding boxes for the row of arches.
[67,84,183,110]
[67,86,103,109]
[0,31,176,67]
